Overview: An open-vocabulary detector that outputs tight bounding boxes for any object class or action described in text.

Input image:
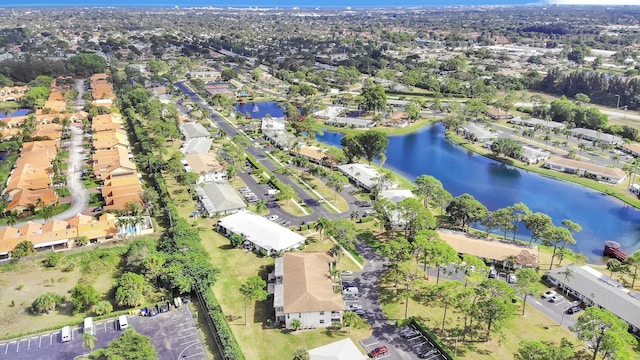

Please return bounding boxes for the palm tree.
[81,332,95,351]
[255,199,267,214]
[329,245,343,264]
[314,218,330,242]
[350,210,360,222]
[7,215,17,227]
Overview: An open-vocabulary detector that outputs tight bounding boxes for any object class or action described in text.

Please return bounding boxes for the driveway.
[52,124,89,220]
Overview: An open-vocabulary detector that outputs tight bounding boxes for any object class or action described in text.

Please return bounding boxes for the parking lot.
[0,304,206,360]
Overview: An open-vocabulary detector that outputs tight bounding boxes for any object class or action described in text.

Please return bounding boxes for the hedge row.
[120,84,244,360]
[200,289,245,360]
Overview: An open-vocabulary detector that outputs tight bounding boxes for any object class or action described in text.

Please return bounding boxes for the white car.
[341,270,353,276]
[541,290,557,299]
[267,215,279,221]
[548,294,562,303]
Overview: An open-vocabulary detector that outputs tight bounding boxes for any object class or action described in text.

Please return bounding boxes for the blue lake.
[235,101,284,119]
[317,123,640,262]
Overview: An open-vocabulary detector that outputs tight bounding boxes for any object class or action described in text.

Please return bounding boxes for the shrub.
[42,252,62,268]
[92,300,113,316]
[31,292,65,314]
[70,284,100,313]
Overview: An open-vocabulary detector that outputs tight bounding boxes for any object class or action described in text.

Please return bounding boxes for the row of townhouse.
[0,86,28,103]
[2,79,85,214]
[90,111,144,212]
[90,73,116,107]
[0,214,117,260]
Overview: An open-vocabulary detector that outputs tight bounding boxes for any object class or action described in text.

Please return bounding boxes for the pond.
[235,101,284,119]
[316,123,640,262]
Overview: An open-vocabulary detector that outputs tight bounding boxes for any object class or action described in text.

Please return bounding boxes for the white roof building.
[216,211,305,255]
[196,182,245,216]
[379,189,415,203]
[180,122,211,139]
[181,138,213,155]
[309,338,366,360]
[261,117,286,132]
[336,163,398,191]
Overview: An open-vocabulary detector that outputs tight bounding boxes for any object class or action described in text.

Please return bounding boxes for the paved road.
[173,81,362,223]
[52,124,89,220]
[352,241,447,360]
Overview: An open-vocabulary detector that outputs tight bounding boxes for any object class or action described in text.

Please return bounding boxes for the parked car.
[347,304,362,311]
[160,302,170,313]
[341,270,353,276]
[149,306,158,317]
[418,349,440,358]
[370,345,389,358]
[401,328,421,338]
[93,206,103,212]
[267,215,279,221]
[342,287,359,295]
[354,308,366,317]
[507,274,518,283]
[342,282,357,289]
[548,294,562,303]
[343,294,359,300]
[541,290,557,299]
[566,305,582,314]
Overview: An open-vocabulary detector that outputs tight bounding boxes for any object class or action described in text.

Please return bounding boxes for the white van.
[61,326,72,343]
[83,317,94,335]
[118,315,128,330]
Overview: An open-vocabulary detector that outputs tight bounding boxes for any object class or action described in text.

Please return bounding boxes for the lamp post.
[624,105,628,120]
[447,337,459,357]
[615,94,620,109]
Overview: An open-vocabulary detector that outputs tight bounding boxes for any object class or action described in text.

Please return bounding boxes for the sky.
[2,0,638,8]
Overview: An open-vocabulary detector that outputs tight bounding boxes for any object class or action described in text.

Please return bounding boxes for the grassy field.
[303,176,350,213]
[0,246,125,339]
[380,281,579,360]
[189,220,371,359]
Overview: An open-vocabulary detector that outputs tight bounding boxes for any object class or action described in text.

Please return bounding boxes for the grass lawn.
[0,101,19,110]
[278,198,308,216]
[0,246,124,339]
[321,117,437,137]
[195,220,371,359]
[303,176,349,213]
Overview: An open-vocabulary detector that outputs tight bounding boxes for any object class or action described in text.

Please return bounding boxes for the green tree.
[75,235,89,247]
[524,212,553,245]
[70,284,101,313]
[293,348,310,360]
[115,272,150,307]
[515,339,573,360]
[397,262,426,319]
[325,219,358,248]
[82,332,96,352]
[624,251,640,288]
[313,217,331,242]
[12,240,35,258]
[413,175,444,208]
[446,193,487,231]
[570,307,635,360]
[343,311,368,334]
[357,130,389,165]
[359,84,387,113]
[68,53,108,77]
[31,292,64,314]
[291,319,302,331]
[42,252,62,268]
[92,300,113,316]
[397,197,436,240]
[101,328,158,359]
[221,67,238,81]
[239,276,268,326]
[21,86,50,109]
[514,268,541,315]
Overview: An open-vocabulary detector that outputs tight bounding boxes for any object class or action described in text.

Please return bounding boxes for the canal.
[317,123,640,261]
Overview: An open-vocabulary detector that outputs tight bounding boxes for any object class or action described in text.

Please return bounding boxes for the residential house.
[543,156,627,184]
[325,117,374,129]
[291,146,335,166]
[308,339,366,360]
[274,253,344,329]
[179,122,211,140]
[216,211,306,255]
[621,143,640,158]
[184,153,227,183]
[41,100,67,113]
[92,129,130,150]
[509,117,566,131]
[547,264,640,336]
[101,174,143,211]
[570,128,623,146]
[521,145,550,164]
[459,123,498,143]
[91,113,123,133]
[32,123,63,141]
[181,137,214,155]
[438,230,539,269]
[484,105,513,120]
[336,163,398,191]
[261,117,286,133]
[6,188,58,213]
[196,182,246,217]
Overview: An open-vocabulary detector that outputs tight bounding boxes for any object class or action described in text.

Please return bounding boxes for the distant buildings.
[543,156,627,184]
[337,163,398,191]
